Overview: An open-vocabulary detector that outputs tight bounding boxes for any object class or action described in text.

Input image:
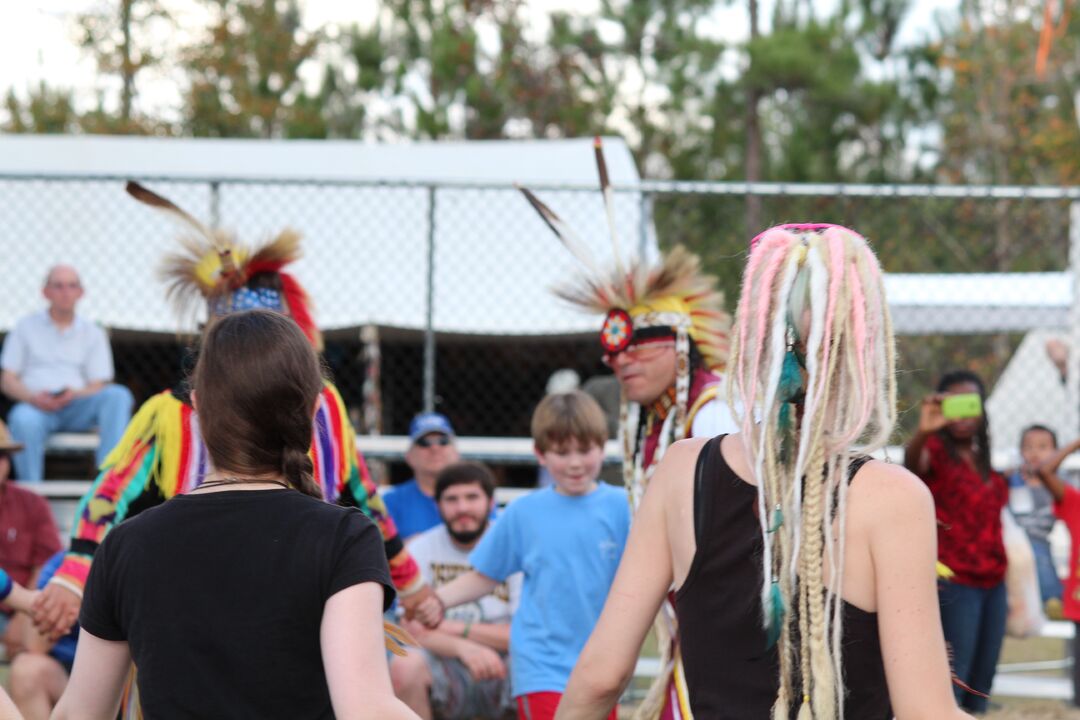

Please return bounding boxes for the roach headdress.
[126,181,321,350]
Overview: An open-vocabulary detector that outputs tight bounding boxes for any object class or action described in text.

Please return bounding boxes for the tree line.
[5,0,1078,426]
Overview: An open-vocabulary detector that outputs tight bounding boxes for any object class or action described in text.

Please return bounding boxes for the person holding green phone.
[904,370,1008,713]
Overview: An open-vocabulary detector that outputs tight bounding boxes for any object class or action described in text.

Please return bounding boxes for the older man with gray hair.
[0,265,132,481]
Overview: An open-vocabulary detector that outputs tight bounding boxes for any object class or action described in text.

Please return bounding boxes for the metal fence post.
[423,186,437,413]
[639,190,651,258]
[209,180,220,230]
[1069,201,1080,438]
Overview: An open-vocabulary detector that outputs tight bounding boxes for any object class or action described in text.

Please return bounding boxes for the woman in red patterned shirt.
[904,369,1008,713]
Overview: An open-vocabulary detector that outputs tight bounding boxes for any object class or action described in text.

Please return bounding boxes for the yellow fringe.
[383,620,418,657]
[101,392,186,493]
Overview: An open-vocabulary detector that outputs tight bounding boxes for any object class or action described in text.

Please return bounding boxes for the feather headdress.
[518,138,731,373]
[125,182,322,350]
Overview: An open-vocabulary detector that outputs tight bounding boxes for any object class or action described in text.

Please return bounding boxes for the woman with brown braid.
[52,310,418,720]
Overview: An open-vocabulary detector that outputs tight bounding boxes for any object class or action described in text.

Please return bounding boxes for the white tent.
[0,135,655,336]
[884,272,1070,335]
[985,328,1071,456]
[0,134,1071,339]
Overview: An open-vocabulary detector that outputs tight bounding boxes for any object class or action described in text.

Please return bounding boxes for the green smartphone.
[941,393,982,420]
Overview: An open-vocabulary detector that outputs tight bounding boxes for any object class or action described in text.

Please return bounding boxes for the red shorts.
[516,691,618,720]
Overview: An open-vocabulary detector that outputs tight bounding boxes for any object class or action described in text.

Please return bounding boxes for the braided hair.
[727,225,896,719]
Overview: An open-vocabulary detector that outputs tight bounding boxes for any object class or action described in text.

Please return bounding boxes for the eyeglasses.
[416,435,451,448]
[602,340,675,368]
[48,282,81,290]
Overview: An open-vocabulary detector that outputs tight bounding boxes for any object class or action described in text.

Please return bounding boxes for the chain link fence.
[2,174,1079,477]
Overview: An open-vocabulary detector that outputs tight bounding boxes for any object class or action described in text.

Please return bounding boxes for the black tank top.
[674,435,892,719]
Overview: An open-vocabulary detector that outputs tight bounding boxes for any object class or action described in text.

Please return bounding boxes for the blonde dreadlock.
[727,225,897,720]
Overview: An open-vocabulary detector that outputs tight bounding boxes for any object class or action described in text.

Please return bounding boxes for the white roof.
[0,135,655,336]
[985,328,1071,456]
[885,273,1070,334]
[0,135,1070,337]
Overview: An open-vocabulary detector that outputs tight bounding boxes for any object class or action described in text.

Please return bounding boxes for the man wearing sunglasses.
[385,412,463,541]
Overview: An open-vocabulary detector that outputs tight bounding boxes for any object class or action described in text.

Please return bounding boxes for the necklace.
[194,476,290,492]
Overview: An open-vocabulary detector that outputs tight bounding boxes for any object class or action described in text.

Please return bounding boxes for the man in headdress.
[32,182,436,640]
[519,140,738,720]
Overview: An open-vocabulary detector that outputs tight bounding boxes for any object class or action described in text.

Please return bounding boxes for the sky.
[1,0,959,123]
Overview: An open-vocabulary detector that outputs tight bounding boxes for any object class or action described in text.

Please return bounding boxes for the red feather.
[245,259,289,277]
[278,272,320,349]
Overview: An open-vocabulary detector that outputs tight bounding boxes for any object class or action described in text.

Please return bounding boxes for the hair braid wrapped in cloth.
[727,224,896,720]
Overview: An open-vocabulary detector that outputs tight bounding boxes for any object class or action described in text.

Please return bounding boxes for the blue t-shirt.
[383,479,442,541]
[469,483,631,696]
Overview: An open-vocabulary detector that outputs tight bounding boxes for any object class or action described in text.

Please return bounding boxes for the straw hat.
[0,420,23,452]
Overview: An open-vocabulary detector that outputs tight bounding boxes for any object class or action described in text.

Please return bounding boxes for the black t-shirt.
[80,489,395,719]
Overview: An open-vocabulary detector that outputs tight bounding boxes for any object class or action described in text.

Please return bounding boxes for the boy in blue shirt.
[430,391,629,720]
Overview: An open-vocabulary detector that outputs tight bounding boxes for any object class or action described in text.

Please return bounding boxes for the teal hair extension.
[765,581,786,649]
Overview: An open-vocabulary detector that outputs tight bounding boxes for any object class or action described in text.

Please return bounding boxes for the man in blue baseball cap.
[384,412,461,540]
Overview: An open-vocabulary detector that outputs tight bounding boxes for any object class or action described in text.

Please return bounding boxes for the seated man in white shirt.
[0,265,133,481]
[392,462,520,720]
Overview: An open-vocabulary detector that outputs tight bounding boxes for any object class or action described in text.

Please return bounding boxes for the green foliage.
[2,83,78,134]
[180,0,321,138]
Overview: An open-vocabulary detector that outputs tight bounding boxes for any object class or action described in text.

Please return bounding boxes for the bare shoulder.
[849,459,934,523]
[647,437,710,494]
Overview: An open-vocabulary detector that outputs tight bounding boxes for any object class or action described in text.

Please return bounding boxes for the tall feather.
[594,137,626,278]
[125,181,222,251]
[517,185,601,276]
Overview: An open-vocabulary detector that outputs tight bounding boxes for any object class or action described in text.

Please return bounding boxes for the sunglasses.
[602,340,676,367]
[416,435,451,448]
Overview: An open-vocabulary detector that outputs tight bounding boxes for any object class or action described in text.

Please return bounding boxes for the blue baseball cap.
[409,412,455,443]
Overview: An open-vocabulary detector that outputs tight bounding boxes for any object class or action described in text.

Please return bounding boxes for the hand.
[1047,338,1069,378]
[918,394,948,435]
[2,612,28,658]
[401,584,443,628]
[31,583,81,642]
[29,392,61,413]
[52,389,75,409]
[401,618,431,642]
[457,641,507,681]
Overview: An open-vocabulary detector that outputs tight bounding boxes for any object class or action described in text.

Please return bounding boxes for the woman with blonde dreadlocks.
[554,224,971,720]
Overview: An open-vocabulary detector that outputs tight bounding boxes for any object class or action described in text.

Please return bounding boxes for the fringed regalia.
[519,140,735,720]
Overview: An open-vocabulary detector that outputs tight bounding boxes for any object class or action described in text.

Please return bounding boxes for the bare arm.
[1,369,57,411]
[51,630,131,720]
[904,395,947,477]
[0,686,19,720]
[869,463,974,720]
[0,370,32,404]
[321,582,420,720]
[438,618,510,652]
[405,622,508,681]
[555,442,680,720]
[434,570,499,610]
[1035,438,1080,503]
[5,582,38,615]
